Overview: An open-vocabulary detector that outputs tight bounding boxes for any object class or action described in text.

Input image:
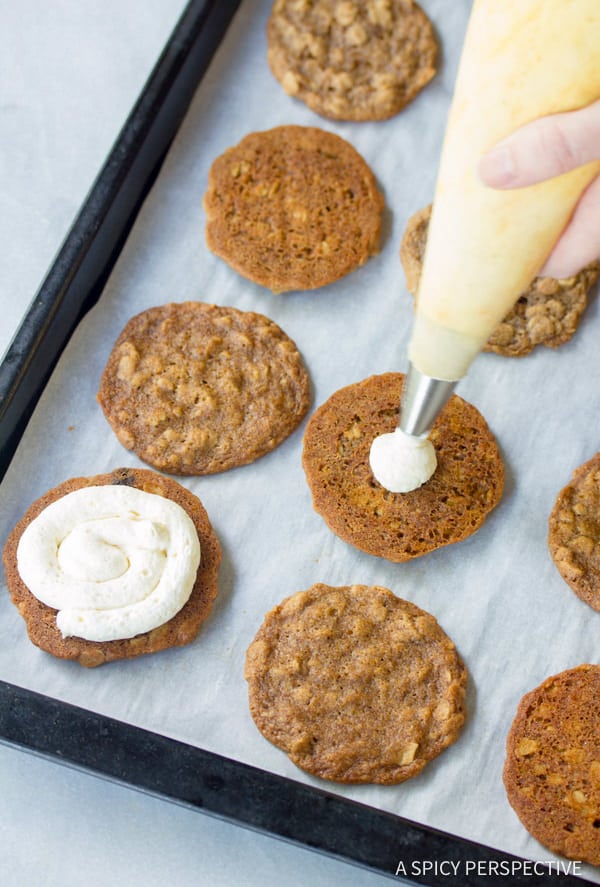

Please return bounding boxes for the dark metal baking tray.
[0,2,594,883]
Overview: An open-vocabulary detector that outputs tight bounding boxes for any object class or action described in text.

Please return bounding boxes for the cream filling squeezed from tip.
[16,485,201,642]
[369,428,437,493]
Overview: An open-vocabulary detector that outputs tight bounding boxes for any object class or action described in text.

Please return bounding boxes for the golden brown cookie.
[302,373,504,562]
[245,583,467,784]
[2,468,221,667]
[266,0,437,121]
[203,126,384,293]
[504,665,600,866]
[97,302,310,475]
[548,453,600,612]
[398,203,431,295]
[400,204,600,357]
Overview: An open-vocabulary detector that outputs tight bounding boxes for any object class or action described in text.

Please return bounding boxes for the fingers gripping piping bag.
[370,0,600,492]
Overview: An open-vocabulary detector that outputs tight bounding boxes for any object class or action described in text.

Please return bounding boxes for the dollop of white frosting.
[16,485,201,642]
[369,428,437,493]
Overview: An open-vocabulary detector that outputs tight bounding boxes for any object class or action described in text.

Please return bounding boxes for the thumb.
[479,98,600,189]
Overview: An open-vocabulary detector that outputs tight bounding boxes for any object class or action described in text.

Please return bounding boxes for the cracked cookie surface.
[504,665,600,866]
[2,468,221,667]
[548,452,600,612]
[245,583,467,784]
[267,0,437,121]
[204,125,384,292]
[98,302,310,475]
[302,373,504,562]
[400,204,600,357]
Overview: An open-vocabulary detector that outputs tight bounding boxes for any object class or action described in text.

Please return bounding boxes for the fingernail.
[479,144,517,188]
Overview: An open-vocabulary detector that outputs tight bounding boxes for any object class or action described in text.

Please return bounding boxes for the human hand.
[479,98,600,278]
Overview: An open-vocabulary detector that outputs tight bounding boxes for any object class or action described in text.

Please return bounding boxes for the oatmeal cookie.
[548,452,600,612]
[266,0,438,121]
[399,204,600,357]
[245,583,467,784]
[302,373,504,562]
[203,125,384,292]
[504,665,600,866]
[2,468,221,667]
[97,302,310,475]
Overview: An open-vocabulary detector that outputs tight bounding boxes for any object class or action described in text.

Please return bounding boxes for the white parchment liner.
[1,0,599,879]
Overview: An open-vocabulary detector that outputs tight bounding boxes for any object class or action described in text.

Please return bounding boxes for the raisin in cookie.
[400,204,600,357]
[203,126,384,292]
[267,0,438,121]
[245,583,466,784]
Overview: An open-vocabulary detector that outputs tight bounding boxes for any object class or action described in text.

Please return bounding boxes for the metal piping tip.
[399,363,458,437]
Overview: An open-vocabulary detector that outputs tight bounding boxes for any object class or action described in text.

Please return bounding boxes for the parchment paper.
[2,0,600,879]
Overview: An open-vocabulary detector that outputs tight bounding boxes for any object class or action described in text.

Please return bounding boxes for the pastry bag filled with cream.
[410,0,600,383]
[372,0,600,493]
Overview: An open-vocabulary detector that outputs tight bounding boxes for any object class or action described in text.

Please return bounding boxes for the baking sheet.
[1,0,599,880]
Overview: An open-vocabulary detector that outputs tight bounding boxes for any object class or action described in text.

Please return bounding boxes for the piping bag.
[371,0,600,491]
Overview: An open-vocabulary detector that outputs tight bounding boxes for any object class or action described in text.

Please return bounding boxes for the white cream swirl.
[16,485,201,642]
[369,428,437,493]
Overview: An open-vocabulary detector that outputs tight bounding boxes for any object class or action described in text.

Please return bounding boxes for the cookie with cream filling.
[302,372,504,562]
[2,468,221,667]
